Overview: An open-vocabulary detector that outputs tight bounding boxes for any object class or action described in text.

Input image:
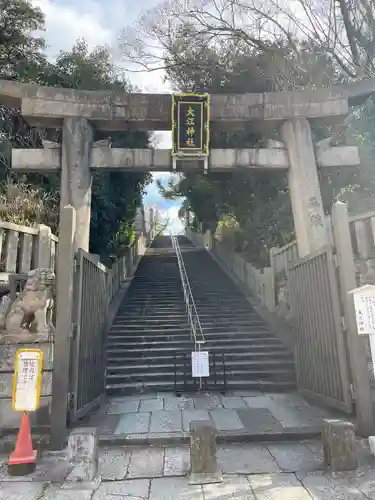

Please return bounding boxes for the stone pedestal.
[61,117,93,252]
[281,118,328,257]
[322,419,357,471]
[189,420,222,484]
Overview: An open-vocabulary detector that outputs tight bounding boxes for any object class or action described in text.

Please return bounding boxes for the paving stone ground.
[0,439,374,499]
[82,391,338,442]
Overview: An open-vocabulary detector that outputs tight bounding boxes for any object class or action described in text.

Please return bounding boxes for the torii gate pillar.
[281,117,327,257]
[61,117,93,252]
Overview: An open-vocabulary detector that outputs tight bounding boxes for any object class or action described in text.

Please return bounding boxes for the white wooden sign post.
[349,284,375,378]
[12,349,43,412]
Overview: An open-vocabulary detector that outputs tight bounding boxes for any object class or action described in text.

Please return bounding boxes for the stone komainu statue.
[0,268,55,344]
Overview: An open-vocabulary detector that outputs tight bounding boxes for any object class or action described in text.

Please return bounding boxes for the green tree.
[0,2,152,261]
[45,40,152,259]
[0,0,47,81]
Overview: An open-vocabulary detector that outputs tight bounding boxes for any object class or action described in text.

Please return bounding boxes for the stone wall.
[0,342,53,431]
[186,229,275,312]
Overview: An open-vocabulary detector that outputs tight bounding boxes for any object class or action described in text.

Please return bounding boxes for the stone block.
[0,370,52,398]
[368,435,375,455]
[67,427,99,482]
[0,342,54,371]
[322,419,357,471]
[0,396,51,430]
[189,420,222,484]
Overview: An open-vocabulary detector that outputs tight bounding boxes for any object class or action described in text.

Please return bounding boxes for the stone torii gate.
[0,78,374,256]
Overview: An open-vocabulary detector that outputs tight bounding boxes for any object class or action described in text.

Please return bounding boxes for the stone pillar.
[204,230,212,251]
[281,118,327,257]
[61,117,93,252]
[322,419,357,471]
[37,224,52,269]
[189,420,222,484]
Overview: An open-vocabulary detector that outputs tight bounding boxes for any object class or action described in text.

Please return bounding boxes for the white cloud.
[32,0,112,59]
[151,131,172,149]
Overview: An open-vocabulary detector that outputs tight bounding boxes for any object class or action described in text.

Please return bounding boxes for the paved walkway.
[83,391,337,443]
[0,439,374,499]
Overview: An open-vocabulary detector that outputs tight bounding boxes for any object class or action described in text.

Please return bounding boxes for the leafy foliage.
[0,179,58,229]
[0,0,47,81]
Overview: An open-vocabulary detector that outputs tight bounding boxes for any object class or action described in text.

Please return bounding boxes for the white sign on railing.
[191,351,210,378]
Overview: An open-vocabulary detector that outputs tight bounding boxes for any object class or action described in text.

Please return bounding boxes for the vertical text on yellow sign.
[12,348,43,412]
[171,93,211,157]
[177,101,203,151]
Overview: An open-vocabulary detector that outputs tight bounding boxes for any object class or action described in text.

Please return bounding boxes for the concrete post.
[281,118,327,257]
[354,220,372,260]
[67,427,99,483]
[332,201,374,436]
[189,420,222,484]
[61,117,93,252]
[50,205,76,450]
[204,230,212,251]
[322,419,357,471]
[37,224,52,269]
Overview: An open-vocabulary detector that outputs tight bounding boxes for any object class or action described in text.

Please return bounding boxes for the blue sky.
[32,0,184,233]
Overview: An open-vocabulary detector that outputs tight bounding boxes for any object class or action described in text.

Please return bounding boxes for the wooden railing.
[0,221,57,278]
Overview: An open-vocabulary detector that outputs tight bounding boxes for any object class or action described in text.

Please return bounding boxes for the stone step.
[106,367,296,383]
[105,337,283,349]
[114,311,257,319]
[106,359,296,374]
[117,307,254,314]
[106,336,280,347]
[110,318,264,327]
[109,323,271,333]
[106,379,297,394]
[106,350,292,364]
[105,343,286,357]
[107,330,277,340]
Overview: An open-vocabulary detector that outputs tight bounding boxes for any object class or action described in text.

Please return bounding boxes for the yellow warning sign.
[12,349,43,412]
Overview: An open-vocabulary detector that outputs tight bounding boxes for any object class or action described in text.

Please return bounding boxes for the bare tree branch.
[118,0,375,83]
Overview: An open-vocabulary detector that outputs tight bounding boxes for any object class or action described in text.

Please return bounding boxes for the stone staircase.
[105,235,296,394]
[178,235,296,392]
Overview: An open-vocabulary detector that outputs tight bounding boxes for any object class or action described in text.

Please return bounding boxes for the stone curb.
[98,427,322,447]
[0,426,323,453]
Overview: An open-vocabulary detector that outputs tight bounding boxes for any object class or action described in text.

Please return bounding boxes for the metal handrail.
[171,235,205,350]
